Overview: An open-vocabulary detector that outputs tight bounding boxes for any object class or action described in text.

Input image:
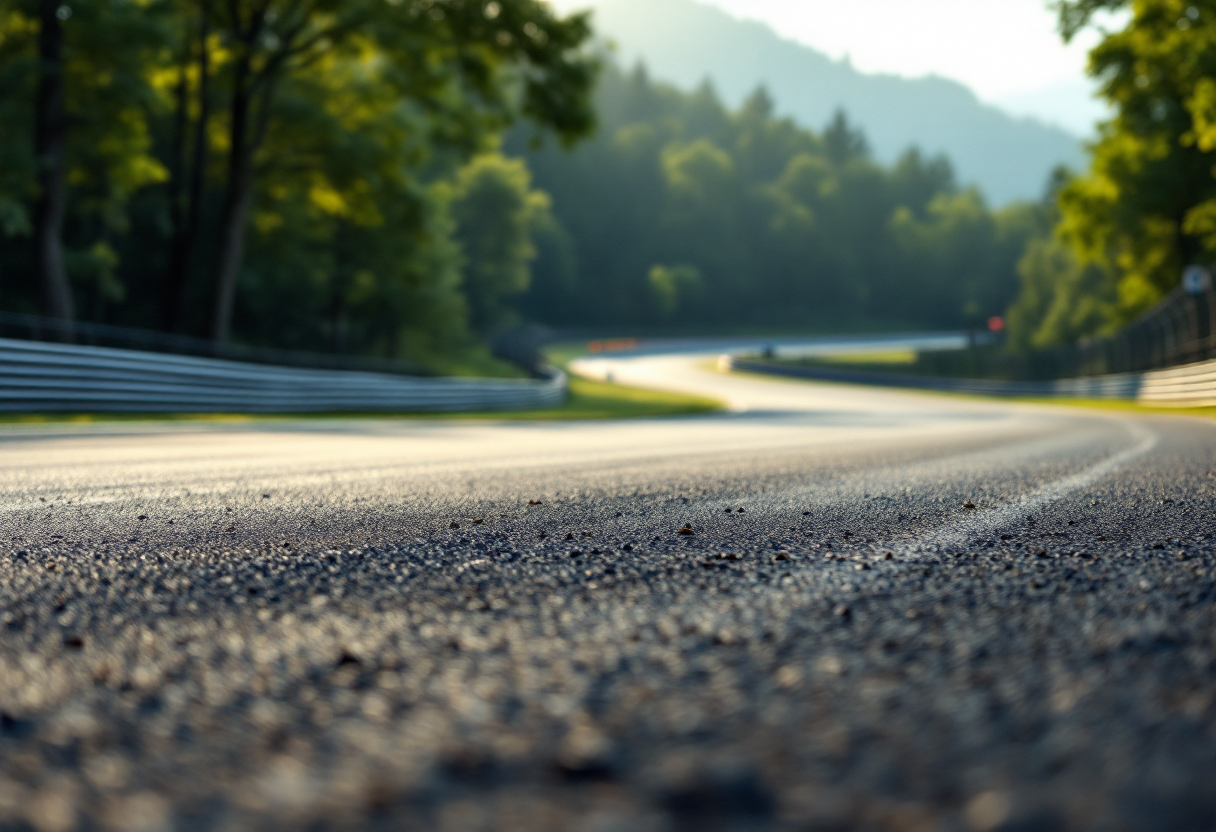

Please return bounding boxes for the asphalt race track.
[1,351,1214,832]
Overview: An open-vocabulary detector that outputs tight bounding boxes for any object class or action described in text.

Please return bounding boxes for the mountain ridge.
[585,0,1087,204]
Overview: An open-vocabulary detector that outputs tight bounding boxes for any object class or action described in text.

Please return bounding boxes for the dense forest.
[3,0,1207,371]
[0,0,597,370]
[573,0,1086,205]
[508,64,1047,333]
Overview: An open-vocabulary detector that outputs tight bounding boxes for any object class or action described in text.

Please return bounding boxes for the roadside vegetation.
[0,0,598,372]
[511,64,1039,334]
[0,0,1211,385]
[746,348,971,378]
[1006,1,1216,348]
[1,0,1055,372]
[1013,398,1216,420]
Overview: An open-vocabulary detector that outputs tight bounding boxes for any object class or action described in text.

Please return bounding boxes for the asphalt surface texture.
[1,350,1215,832]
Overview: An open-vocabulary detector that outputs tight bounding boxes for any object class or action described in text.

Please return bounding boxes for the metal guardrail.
[0,338,566,413]
[1088,280,1216,374]
[0,311,434,377]
[728,356,1216,407]
[1139,359,1216,407]
[920,280,1216,381]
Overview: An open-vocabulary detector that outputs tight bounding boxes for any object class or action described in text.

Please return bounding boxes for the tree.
[0,0,167,331]
[196,0,597,343]
[449,152,550,334]
[0,31,1045,357]
[1051,0,1216,325]
[160,0,213,332]
[33,0,71,331]
[659,138,751,311]
[509,62,1030,334]
[647,263,701,319]
[823,109,869,167]
[0,0,596,367]
[224,46,473,359]
[0,1,37,299]
[1000,165,1121,349]
[1006,236,1116,349]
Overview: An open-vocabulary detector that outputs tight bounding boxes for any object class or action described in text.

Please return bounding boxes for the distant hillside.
[586,0,1086,204]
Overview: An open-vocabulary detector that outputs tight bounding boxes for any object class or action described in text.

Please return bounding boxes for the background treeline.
[1006,0,1216,352]
[0,0,1049,368]
[506,64,1047,333]
[4,0,1204,370]
[0,0,595,371]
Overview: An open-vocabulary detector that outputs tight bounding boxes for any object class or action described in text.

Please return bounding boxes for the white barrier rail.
[1139,358,1216,407]
[0,338,566,413]
[727,355,1216,407]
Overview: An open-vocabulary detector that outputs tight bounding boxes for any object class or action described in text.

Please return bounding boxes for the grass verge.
[1004,397,1216,420]
[494,376,722,420]
[792,349,919,366]
[0,376,723,425]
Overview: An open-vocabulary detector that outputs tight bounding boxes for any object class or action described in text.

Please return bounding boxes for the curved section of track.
[1,346,1214,832]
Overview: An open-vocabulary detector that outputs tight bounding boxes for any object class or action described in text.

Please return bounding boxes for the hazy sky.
[549,0,1120,135]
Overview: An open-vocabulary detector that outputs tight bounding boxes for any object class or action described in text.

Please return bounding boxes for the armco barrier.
[1139,358,1216,407]
[0,338,566,413]
[728,356,1216,407]
[916,279,1216,380]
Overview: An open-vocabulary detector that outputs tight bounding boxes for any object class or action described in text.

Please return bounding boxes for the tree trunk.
[209,170,254,344]
[33,0,73,339]
[209,55,254,344]
[210,34,281,346]
[162,3,211,333]
[162,51,189,328]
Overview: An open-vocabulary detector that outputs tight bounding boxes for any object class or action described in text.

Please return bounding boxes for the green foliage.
[0,0,597,370]
[822,110,870,166]
[590,0,1086,205]
[890,191,1038,330]
[224,43,480,359]
[0,0,168,312]
[0,1,1075,369]
[647,264,702,318]
[553,375,721,420]
[1006,237,1117,349]
[1045,0,1216,328]
[1004,1,1216,350]
[510,64,1037,333]
[449,153,550,334]
[0,3,35,241]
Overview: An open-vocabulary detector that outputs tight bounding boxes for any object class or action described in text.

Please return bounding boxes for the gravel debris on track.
[1,359,1215,832]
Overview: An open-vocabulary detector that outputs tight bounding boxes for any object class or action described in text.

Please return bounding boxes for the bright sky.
[695,0,1099,100]
[550,0,1121,135]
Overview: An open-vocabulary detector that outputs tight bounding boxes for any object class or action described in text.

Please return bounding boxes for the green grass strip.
[1004,397,1216,419]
